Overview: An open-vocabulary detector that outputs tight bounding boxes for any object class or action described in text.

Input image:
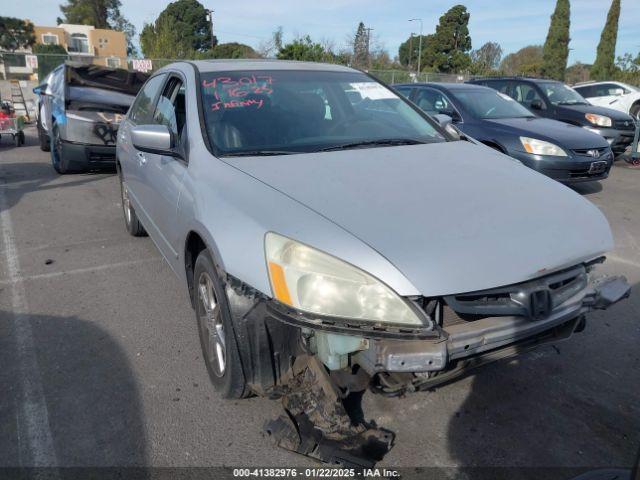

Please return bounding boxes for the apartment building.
[34,23,127,68]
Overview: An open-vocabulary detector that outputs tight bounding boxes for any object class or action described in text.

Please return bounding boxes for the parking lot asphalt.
[1,127,639,474]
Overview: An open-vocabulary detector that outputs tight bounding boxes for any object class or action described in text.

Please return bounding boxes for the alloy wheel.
[197,272,226,377]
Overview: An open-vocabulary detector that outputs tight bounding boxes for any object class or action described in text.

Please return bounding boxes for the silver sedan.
[116,60,630,466]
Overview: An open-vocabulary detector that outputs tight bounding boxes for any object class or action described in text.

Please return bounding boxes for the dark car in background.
[33,62,149,174]
[468,77,636,156]
[394,82,613,183]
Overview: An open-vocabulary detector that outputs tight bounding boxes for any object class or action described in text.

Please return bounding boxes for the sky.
[7,0,640,65]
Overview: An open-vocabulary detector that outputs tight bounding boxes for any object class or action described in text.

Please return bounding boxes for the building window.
[106,57,121,68]
[68,33,89,53]
[42,33,59,45]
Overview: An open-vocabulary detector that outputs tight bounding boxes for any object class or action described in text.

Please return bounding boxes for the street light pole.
[409,18,423,74]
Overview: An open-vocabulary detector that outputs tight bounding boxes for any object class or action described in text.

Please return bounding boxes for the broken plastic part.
[264,355,394,469]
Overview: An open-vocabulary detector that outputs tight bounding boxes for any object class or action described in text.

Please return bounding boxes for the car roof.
[394,82,488,91]
[187,59,357,73]
[470,77,560,84]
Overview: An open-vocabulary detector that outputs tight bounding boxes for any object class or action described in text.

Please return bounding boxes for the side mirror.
[530,99,544,111]
[33,83,48,95]
[433,114,461,140]
[131,124,176,156]
[447,110,462,122]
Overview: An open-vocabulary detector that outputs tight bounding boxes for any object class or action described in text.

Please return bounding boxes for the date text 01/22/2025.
[232,468,400,477]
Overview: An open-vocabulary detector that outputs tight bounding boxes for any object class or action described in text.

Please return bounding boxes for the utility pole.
[205,9,215,49]
[409,33,414,71]
[365,27,374,71]
[409,18,423,74]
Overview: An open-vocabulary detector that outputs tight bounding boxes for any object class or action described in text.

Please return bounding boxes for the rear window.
[66,64,149,96]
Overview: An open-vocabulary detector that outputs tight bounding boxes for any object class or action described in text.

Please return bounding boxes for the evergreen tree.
[352,22,369,69]
[540,0,570,80]
[141,0,213,59]
[421,5,472,73]
[591,0,621,80]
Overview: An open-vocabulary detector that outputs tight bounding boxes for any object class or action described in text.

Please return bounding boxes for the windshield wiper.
[557,101,588,106]
[318,138,427,152]
[221,150,299,157]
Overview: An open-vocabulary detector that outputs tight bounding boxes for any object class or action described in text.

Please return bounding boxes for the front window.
[454,89,536,119]
[540,81,588,106]
[200,70,445,156]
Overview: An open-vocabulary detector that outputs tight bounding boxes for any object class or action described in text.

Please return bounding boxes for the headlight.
[585,113,612,127]
[265,232,424,326]
[520,137,567,156]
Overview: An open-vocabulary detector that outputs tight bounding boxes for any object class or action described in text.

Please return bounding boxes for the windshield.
[200,70,445,156]
[540,82,588,105]
[453,90,535,119]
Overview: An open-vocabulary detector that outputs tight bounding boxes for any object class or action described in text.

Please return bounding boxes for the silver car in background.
[116,60,630,467]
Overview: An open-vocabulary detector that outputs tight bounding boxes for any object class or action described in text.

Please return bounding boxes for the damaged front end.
[224,259,630,468]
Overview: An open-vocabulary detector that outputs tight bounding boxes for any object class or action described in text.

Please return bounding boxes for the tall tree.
[352,22,369,69]
[421,5,472,73]
[398,34,431,68]
[58,0,136,56]
[0,16,35,51]
[499,45,544,75]
[470,42,502,74]
[591,0,621,80]
[140,0,213,59]
[540,0,570,80]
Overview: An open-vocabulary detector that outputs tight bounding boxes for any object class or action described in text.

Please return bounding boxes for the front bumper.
[59,140,117,168]
[266,266,630,382]
[355,275,630,376]
[510,149,614,183]
[584,126,635,155]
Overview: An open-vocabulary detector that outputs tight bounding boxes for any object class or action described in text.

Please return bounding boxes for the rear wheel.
[118,169,146,237]
[37,117,50,151]
[630,102,640,120]
[194,250,248,399]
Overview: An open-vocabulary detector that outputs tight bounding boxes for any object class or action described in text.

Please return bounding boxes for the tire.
[37,117,50,151]
[630,103,640,120]
[14,135,20,147]
[118,169,147,237]
[50,124,69,174]
[193,250,248,399]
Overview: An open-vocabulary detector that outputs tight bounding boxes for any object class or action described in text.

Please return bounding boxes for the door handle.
[137,151,147,165]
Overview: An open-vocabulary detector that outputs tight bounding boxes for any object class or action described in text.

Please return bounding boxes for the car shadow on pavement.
[0,309,147,470]
[570,181,603,196]
[445,283,639,480]
[0,161,111,214]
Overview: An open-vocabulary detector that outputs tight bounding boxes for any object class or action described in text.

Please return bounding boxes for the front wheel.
[51,125,69,174]
[630,103,640,120]
[194,250,248,399]
[37,117,50,151]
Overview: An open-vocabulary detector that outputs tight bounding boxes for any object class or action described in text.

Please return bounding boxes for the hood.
[232,141,613,296]
[558,102,634,121]
[483,117,609,149]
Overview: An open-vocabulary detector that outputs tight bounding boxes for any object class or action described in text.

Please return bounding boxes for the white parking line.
[0,181,58,467]
[0,258,161,286]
